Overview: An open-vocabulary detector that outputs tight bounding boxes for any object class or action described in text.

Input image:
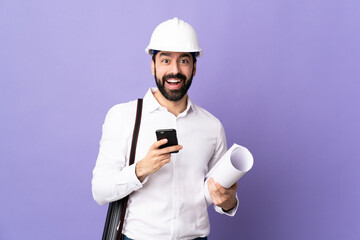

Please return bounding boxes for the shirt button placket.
[172,115,180,239]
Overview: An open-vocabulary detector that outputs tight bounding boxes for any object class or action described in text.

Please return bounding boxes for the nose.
[169,61,180,75]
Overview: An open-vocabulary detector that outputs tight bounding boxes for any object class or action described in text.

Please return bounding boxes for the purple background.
[1,0,359,239]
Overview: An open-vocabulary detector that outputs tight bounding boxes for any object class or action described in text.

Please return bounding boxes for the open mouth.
[165,79,183,90]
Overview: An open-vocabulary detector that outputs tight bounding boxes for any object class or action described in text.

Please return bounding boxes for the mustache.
[162,73,187,82]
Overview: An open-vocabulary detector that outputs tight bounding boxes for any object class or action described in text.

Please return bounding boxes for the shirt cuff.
[127,163,148,187]
[110,164,146,200]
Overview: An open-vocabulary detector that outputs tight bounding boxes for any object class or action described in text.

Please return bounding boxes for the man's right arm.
[91,103,182,205]
[91,104,141,205]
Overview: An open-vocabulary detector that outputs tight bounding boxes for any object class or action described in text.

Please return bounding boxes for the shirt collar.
[143,88,195,115]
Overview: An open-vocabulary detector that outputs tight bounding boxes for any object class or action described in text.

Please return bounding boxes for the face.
[152,52,196,101]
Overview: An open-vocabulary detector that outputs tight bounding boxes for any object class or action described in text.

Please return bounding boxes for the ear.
[151,59,155,76]
[192,62,197,77]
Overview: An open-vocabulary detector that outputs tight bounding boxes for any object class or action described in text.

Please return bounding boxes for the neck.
[153,90,188,116]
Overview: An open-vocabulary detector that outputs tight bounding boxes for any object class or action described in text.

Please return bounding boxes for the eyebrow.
[159,52,171,57]
[179,53,191,58]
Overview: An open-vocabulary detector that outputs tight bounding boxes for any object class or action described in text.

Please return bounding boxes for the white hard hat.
[145,17,202,57]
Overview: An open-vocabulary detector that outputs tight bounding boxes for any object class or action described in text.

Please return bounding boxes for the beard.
[154,69,193,101]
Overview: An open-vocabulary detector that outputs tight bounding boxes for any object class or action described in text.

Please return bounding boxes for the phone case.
[156,129,179,153]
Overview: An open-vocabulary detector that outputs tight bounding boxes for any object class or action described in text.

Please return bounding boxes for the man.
[92,17,238,240]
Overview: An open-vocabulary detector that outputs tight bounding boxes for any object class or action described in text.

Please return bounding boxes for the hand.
[207,177,238,211]
[135,139,182,181]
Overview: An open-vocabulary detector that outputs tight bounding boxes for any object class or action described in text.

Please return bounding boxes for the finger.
[208,183,222,203]
[211,179,228,195]
[151,139,168,150]
[160,157,171,164]
[158,145,183,154]
[208,179,220,194]
[214,182,228,194]
[207,178,220,189]
[207,178,215,188]
[216,182,237,191]
[207,178,219,192]
[157,156,171,168]
[156,153,171,161]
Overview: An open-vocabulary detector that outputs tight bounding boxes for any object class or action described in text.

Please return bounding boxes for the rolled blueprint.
[205,143,254,204]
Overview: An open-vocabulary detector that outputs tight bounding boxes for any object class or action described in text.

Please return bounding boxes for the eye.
[180,59,189,64]
[161,59,170,64]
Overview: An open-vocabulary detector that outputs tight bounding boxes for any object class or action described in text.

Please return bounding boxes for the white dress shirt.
[92,88,238,240]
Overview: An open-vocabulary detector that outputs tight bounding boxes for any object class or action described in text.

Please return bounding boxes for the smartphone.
[156,129,179,153]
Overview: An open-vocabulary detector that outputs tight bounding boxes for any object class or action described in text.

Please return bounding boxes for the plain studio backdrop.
[1,0,359,239]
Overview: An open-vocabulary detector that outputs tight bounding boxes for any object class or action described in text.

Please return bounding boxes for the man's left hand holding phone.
[135,129,182,182]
